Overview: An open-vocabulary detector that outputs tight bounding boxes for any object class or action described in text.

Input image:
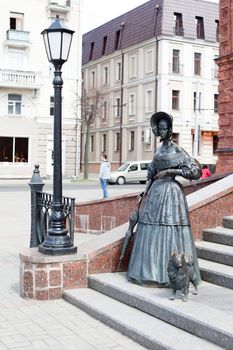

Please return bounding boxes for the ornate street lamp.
[39,17,77,255]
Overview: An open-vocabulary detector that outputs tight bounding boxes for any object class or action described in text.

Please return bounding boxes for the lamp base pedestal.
[38,244,77,256]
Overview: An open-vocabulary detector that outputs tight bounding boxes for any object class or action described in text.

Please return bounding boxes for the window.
[129,131,135,151]
[172,90,179,110]
[89,42,94,60]
[116,62,121,81]
[8,49,24,69]
[102,36,107,55]
[103,101,108,119]
[174,13,183,36]
[0,136,28,163]
[214,94,218,113]
[129,56,136,78]
[146,50,153,72]
[213,135,219,154]
[90,135,94,152]
[10,12,24,30]
[115,98,121,117]
[103,66,108,84]
[194,52,201,75]
[102,134,106,152]
[115,132,120,151]
[50,96,54,116]
[214,55,219,78]
[146,90,153,112]
[172,49,180,73]
[128,164,138,171]
[192,132,201,156]
[140,163,148,171]
[215,20,219,42]
[115,30,120,50]
[91,71,95,87]
[196,16,205,39]
[8,94,21,115]
[129,94,135,115]
[193,92,202,111]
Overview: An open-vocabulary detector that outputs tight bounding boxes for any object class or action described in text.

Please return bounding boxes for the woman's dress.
[127,141,201,285]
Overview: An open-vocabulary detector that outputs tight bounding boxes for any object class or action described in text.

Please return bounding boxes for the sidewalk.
[0,186,144,349]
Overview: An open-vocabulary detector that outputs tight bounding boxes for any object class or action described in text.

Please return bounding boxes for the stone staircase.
[63,216,233,350]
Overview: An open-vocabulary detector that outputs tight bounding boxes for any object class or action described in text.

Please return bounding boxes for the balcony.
[47,0,71,13]
[0,69,41,90]
[5,30,30,48]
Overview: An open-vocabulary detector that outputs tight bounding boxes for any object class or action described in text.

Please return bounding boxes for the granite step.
[203,226,233,246]
[199,258,233,289]
[196,241,233,266]
[222,216,233,230]
[78,272,233,349]
[63,285,222,350]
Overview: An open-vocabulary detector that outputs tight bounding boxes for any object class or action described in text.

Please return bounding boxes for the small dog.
[167,252,198,302]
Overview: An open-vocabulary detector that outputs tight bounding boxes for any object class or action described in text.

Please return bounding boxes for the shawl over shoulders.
[148,142,201,181]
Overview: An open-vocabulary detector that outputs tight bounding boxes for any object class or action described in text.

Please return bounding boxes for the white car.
[109,161,150,185]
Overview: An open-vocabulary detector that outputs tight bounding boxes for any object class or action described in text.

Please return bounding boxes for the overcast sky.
[80,0,219,34]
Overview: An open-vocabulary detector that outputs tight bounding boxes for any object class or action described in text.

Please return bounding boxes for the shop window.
[0,136,28,163]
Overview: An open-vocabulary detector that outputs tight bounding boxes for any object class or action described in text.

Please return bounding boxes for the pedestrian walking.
[99,153,111,198]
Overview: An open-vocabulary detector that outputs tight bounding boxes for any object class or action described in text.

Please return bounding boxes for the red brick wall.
[216,0,233,173]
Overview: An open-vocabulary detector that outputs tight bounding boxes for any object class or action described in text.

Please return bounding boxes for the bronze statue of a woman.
[127,111,201,287]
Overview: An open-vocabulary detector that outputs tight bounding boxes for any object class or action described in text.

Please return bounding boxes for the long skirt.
[127,223,201,285]
[127,178,201,285]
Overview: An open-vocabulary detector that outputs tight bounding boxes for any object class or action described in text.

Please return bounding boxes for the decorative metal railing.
[29,165,75,247]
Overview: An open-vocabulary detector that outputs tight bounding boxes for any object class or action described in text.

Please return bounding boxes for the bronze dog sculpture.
[167,252,198,302]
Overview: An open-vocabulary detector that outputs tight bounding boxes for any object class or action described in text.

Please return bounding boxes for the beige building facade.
[82,0,219,172]
[0,0,81,178]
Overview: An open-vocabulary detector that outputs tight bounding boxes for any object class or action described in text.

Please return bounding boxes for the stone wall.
[75,174,229,234]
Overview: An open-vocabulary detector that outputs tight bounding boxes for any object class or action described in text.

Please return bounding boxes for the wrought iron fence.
[35,192,75,246]
[29,164,75,247]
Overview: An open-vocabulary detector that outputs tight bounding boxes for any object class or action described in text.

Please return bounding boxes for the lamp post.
[39,17,77,255]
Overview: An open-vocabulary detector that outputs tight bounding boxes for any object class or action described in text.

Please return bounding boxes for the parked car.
[109,161,150,185]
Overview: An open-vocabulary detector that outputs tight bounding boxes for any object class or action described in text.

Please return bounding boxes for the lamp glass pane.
[48,31,61,60]
[61,32,72,61]
[43,33,51,61]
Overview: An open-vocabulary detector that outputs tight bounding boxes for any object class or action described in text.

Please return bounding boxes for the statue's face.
[158,119,169,140]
